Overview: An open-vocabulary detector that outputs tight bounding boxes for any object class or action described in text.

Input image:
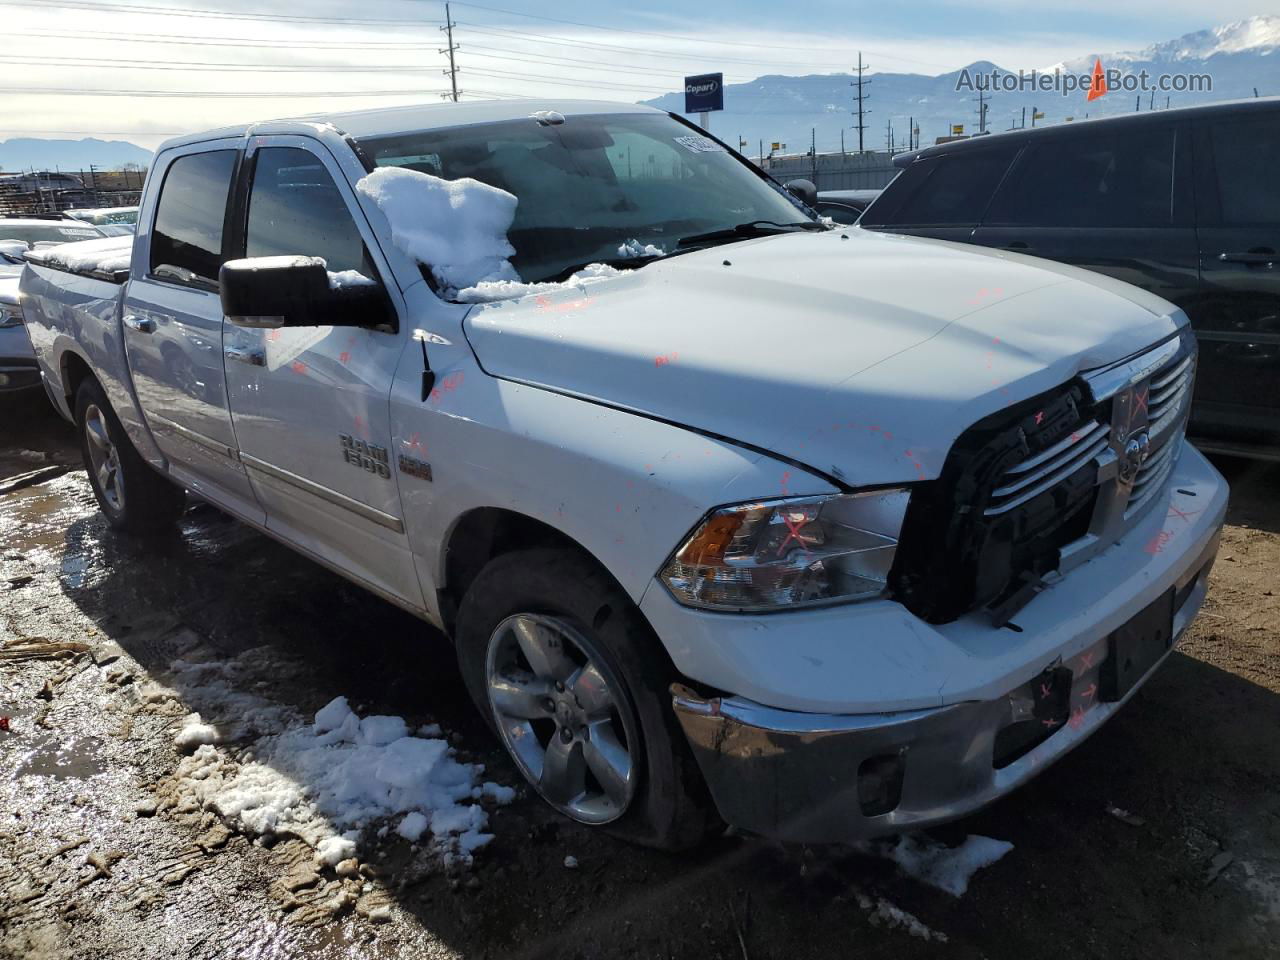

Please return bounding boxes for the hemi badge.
[398,454,433,482]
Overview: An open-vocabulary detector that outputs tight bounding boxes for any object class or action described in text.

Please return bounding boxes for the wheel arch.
[437,506,627,640]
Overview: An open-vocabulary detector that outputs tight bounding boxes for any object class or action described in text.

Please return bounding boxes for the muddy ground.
[1,390,1278,960]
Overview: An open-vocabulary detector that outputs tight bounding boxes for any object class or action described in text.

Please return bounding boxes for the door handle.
[123,314,156,334]
[1006,241,1030,250]
[1218,250,1276,266]
[223,345,266,367]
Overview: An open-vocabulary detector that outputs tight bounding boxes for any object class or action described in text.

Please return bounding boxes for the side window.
[987,127,1175,228]
[1206,112,1280,225]
[880,147,1017,226]
[245,146,375,280]
[150,149,237,285]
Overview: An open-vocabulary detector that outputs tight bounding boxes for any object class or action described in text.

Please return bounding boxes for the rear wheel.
[456,547,712,849]
[76,378,186,534]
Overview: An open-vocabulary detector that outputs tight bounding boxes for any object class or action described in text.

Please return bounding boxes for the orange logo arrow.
[1087,57,1109,101]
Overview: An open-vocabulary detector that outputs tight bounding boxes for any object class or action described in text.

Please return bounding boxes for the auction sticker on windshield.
[673,135,723,153]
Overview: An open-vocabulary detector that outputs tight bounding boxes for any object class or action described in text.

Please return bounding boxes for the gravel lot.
[2,391,1278,960]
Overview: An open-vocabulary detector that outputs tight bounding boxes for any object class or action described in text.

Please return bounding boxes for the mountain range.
[642,15,1280,155]
[0,137,152,174]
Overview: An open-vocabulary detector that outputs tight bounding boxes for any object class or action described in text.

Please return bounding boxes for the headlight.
[659,489,911,612]
[0,303,22,329]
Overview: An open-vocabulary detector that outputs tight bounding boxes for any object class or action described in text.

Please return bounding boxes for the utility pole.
[907,116,913,150]
[850,52,870,153]
[885,119,894,154]
[810,128,817,185]
[975,87,989,134]
[440,2,460,103]
[759,139,764,166]
[840,128,845,156]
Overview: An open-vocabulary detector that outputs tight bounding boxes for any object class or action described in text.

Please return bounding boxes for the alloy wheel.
[485,613,640,824]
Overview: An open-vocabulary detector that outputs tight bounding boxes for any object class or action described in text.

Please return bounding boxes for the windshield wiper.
[677,220,827,249]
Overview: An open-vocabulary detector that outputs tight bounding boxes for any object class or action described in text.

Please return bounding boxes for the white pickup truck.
[19,100,1226,849]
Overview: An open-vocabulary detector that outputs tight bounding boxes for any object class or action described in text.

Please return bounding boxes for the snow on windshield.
[25,234,133,275]
[356,166,521,294]
[356,165,625,305]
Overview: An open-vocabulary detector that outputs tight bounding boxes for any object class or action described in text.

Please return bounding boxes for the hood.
[463,228,1184,486]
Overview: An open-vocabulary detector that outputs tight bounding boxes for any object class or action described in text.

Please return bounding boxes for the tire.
[75,378,186,535]
[456,547,713,850]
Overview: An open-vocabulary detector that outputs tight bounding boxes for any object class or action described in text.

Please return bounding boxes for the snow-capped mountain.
[642,16,1280,155]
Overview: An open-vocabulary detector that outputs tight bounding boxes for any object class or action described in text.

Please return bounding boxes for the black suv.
[860,98,1280,459]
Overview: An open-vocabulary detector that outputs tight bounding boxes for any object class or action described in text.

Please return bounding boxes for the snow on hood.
[463,227,1185,486]
[25,234,133,275]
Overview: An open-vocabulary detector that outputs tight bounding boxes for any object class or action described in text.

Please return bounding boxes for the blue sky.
[0,0,1273,148]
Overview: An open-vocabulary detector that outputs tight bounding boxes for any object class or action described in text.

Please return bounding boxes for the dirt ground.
[1,390,1278,960]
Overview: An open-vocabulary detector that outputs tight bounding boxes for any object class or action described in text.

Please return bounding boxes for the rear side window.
[986,127,1175,228]
[869,147,1017,227]
[1206,112,1280,225]
[150,150,236,285]
[245,146,374,279]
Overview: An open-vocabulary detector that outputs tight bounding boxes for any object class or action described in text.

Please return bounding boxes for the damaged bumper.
[670,490,1223,845]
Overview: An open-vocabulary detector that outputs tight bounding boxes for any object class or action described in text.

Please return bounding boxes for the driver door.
[222,138,421,608]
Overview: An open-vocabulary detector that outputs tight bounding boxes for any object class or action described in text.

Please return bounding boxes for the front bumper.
[668,449,1225,844]
[0,357,41,392]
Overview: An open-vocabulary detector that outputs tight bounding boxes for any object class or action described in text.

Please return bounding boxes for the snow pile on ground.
[356,166,520,294]
[862,834,1015,897]
[456,262,623,304]
[159,645,514,864]
[25,235,133,275]
[854,891,949,942]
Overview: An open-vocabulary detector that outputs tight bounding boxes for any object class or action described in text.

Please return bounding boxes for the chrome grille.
[984,420,1111,517]
[1057,329,1197,574]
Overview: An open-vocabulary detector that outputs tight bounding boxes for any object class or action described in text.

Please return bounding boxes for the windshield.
[0,222,104,248]
[358,113,812,284]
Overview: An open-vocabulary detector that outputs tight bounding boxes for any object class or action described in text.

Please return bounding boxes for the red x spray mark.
[1081,651,1096,670]
[1068,705,1088,730]
[654,352,678,367]
[353,414,368,438]
[1039,683,1053,699]
[290,360,307,376]
[405,432,426,454]
[1034,410,1045,425]
[777,511,811,557]
[1041,717,1063,729]
[1168,504,1200,524]
[1133,387,1149,417]
[1080,682,1098,701]
[429,371,464,403]
[339,350,351,365]
[780,471,791,496]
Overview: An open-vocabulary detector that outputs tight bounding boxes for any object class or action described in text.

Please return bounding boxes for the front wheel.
[76,378,186,534]
[456,547,712,849]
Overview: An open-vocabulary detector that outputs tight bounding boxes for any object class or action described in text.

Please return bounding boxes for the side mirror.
[783,178,818,207]
[219,256,390,329]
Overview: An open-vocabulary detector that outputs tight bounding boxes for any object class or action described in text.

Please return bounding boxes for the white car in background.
[0,219,106,395]
[0,274,39,394]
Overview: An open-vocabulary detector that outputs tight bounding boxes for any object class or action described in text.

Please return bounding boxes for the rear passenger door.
[221,139,422,609]
[972,122,1200,309]
[1191,107,1280,446]
[857,144,1018,244]
[124,141,263,521]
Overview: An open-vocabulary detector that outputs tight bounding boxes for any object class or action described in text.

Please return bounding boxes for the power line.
[457,22,872,70]
[9,28,441,49]
[0,0,435,25]
[463,67,667,93]
[0,55,435,73]
[0,86,443,98]
[463,44,756,82]
[437,0,955,67]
